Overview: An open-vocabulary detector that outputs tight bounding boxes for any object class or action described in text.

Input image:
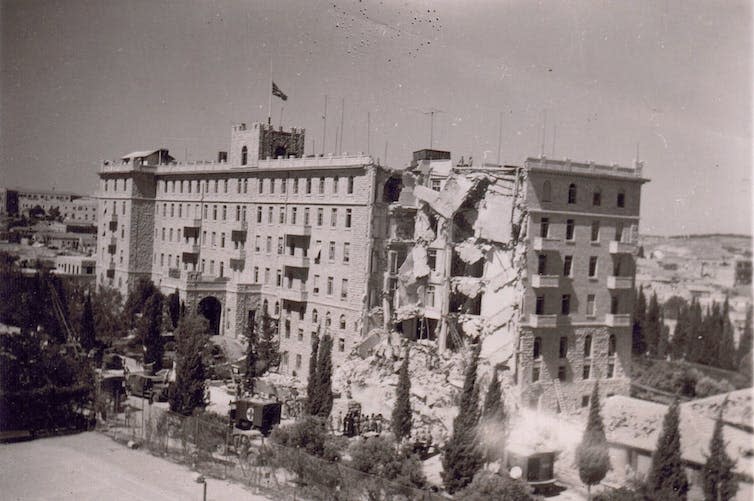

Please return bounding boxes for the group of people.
[338,410,385,437]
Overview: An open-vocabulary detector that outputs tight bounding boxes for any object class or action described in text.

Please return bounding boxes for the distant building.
[10,188,98,224]
[735,259,752,286]
[54,255,96,282]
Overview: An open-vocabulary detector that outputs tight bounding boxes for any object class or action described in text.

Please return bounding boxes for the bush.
[594,487,644,501]
[695,375,735,398]
[454,470,535,501]
[349,436,427,489]
[270,415,341,461]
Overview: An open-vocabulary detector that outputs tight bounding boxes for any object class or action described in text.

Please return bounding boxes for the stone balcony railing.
[609,241,637,255]
[525,156,644,179]
[532,237,560,251]
[607,276,634,290]
[526,314,558,328]
[279,284,308,303]
[605,313,631,327]
[531,274,560,288]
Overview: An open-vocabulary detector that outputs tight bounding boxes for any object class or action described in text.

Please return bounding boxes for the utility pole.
[497,111,503,166]
[367,112,371,156]
[412,108,445,149]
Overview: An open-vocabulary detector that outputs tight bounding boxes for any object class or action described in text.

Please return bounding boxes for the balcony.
[108,216,118,232]
[282,253,311,269]
[527,314,558,328]
[182,246,200,264]
[229,250,246,271]
[231,225,248,243]
[607,276,634,290]
[531,274,559,288]
[107,244,116,255]
[168,268,181,279]
[605,313,631,327]
[184,219,202,238]
[609,241,637,255]
[283,223,313,238]
[279,284,308,303]
[532,237,560,251]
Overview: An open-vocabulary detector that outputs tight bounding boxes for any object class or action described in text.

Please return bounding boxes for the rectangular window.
[293,178,299,194]
[586,294,596,316]
[561,294,571,315]
[426,285,436,307]
[537,254,547,275]
[277,237,283,255]
[258,179,263,194]
[583,365,591,380]
[591,221,600,242]
[557,366,567,381]
[270,179,275,194]
[328,241,335,261]
[338,338,345,352]
[304,208,310,225]
[213,205,217,220]
[559,337,568,358]
[268,207,273,224]
[220,233,225,248]
[219,261,224,278]
[341,279,348,299]
[565,219,575,240]
[257,206,262,223]
[291,207,298,224]
[535,295,545,315]
[607,363,615,378]
[297,329,304,342]
[431,179,441,191]
[201,230,206,244]
[209,260,215,275]
[222,205,227,221]
[281,178,287,193]
[295,354,302,369]
[347,176,354,194]
[617,192,625,208]
[593,191,601,206]
[331,208,337,227]
[264,268,270,284]
[611,296,619,314]
[588,257,598,277]
[279,207,286,224]
[276,269,282,287]
[253,266,259,282]
[313,275,320,294]
[327,276,334,295]
[319,177,325,194]
[266,236,272,253]
[615,223,624,242]
[255,235,261,252]
[563,255,573,276]
[532,367,540,383]
[306,178,312,194]
[317,208,324,226]
[333,176,339,194]
[427,249,437,271]
[540,217,550,238]
[343,243,350,263]
[211,232,216,246]
[345,208,352,228]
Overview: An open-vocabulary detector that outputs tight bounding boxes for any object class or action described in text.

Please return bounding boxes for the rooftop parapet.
[524,156,646,180]
[154,153,375,174]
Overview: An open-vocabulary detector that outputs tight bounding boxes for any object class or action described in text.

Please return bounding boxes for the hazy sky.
[1,0,751,235]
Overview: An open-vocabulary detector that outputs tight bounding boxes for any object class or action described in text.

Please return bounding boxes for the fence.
[98,405,447,501]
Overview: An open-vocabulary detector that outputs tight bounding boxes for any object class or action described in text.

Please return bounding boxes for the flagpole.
[268,57,272,126]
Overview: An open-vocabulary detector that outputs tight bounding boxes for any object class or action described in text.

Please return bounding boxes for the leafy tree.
[737,306,752,370]
[442,342,483,493]
[632,287,647,355]
[79,293,96,352]
[169,314,209,415]
[647,400,689,501]
[168,289,180,329]
[313,335,334,418]
[576,381,611,500]
[454,470,534,501]
[392,345,412,441]
[350,436,427,489]
[702,407,738,501]
[123,279,159,329]
[138,293,164,370]
[306,331,320,414]
[256,309,280,374]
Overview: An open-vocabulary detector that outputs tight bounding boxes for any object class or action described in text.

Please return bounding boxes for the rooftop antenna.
[551,124,557,157]
[635,142,640,165]
[367,112,371,156]
[412,108,445,149]
[497,111,503,166]
[540,109,547,157]
[321,95,328,156]
[339,97,345,154]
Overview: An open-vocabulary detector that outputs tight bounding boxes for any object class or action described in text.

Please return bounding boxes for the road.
[0,432,273,500]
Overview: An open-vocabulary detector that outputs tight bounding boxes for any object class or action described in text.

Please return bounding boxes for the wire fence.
[98,404,447,501]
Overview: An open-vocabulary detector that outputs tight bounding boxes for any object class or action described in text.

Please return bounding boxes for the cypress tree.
[256,310,281,374]
[314,334,333,418]
[79,293,96,352]
[737,306,752,370]
[168,288,180,328]
[139,293,164,371]
[671,302,689,360]
[306,332,320,415]
[702,406,738,501]
[718,310,737,370]
[169,314,209,415]
[575,381,610,500]
[686,301,704,364]
[632,287,647,355]
[482,368,503,421]
[244,315,259,393]
[645,292,661,357]
[647,400,689,501]
[392,344,412,441]
[442,342,483,493]
[657,311,670,360]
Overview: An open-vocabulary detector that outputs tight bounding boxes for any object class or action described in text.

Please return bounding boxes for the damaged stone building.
[382,151,648,412]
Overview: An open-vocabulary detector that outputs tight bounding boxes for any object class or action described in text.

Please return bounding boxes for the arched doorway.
[198,296,222,335]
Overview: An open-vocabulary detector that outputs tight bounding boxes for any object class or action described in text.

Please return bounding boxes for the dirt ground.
[0,432,272,500]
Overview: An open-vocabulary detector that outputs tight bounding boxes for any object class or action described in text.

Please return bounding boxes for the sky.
[1,0,751,236]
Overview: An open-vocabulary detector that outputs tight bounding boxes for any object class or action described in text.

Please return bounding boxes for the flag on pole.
[272,82,287,101]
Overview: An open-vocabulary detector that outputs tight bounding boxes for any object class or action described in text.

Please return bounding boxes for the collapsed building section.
[383,150,528,371]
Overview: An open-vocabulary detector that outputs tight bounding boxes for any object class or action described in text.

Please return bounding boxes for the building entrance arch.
[198,296,222,335]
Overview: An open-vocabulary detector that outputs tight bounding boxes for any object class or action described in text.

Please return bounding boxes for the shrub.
[349,436,427,489]
[454,470,534,501]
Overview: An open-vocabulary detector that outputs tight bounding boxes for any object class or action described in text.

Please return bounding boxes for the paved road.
[0,432,272,500]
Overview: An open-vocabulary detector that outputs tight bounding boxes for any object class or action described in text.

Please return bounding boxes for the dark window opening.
[383,176,403,203]
[241,146,248,166]
[537,254,547,275]
[568,183,577,204]
[533,337,542,359]
[535,295,545,315]
[540,217,550,238]
[559,337,568,358]
[566,219,575,240]
[617,191,625,208]
[561,294,571,315]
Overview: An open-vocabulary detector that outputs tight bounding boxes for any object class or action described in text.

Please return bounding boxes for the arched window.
[241,146,248,166]
[542,181,552,202]
[608,335,616,356]
[339,315,346,330]
[568,183,577,204]
[312,309,318,323]
[325,311,332,327]
[533,337,542,359]
[584,335,592,357]
[592,188,602,206]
